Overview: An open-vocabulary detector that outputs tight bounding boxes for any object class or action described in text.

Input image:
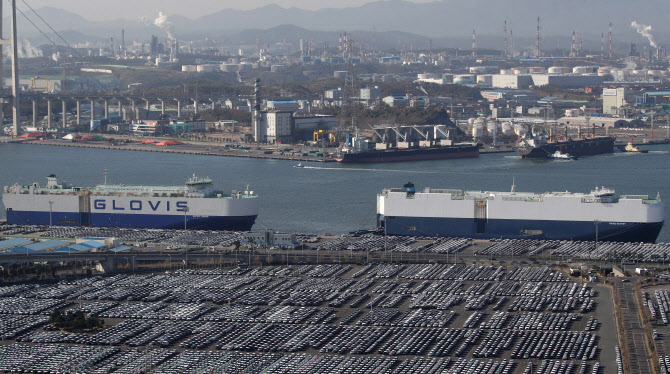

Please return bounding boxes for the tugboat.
[620,138,649,153]
[548,150,578,160]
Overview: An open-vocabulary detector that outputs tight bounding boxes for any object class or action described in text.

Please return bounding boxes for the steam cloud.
[154,11,174,40]
[17,39,42,58]
[631,21,658,49]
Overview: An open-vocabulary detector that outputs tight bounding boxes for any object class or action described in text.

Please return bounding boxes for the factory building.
[265,99,300,112]
[243,229,297,247]
[256,111,336,143]
[382,95,409,107]
[602,88,627,115]
[324,88,343,100]
[481,90,538,103]
[491,75,534,89]
[530,74,605,88]
[490,74,606,89]
[260,111,293,143]
[360,86,381,102]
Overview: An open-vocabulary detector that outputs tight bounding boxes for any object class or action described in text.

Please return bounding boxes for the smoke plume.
[153,11,174,40]
[631,21,658,49]
[17,39,42,58]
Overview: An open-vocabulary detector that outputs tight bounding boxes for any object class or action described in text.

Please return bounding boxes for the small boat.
[548,150,577,160]
[293,162,304,168]
[621,138,649,153]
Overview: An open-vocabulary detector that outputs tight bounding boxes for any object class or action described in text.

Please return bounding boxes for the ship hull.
[336,145,479,163]
[378,215,663,243]
[6,210,257,231]
[516,137,615,158]
[3,191,258,231]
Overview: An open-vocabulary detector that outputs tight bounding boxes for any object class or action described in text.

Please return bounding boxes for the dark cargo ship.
[515,128,615,159]
[335,134,478,163]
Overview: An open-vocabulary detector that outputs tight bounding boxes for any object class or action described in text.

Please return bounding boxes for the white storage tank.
[181,65,197,72]
[501,122,513,135]
[499,69,513,75]
[477,75,493,85]
[573,66,597,74]
[486,118,498,136]
[472,124,484,138]
[418,73,438,80]
[514,123,527,137]
[597,67,611,76]
[528,67,546,73]
[512,67,529,75]
[196,64,217,73]
[469,66,489,74]
[472,117,485,138]
[565,109,580,117]
[548,66,570,74]
[454,74,475,84]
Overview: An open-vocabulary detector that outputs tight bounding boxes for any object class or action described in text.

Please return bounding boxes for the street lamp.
[168,254,172,270]
[593,218,604,270]
[183,207,189,230]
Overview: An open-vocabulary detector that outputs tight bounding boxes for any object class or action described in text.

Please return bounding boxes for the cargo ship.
[515,127,615,158]
[2,174,258,230]
[336,134,478,163]
[377,182,664,243]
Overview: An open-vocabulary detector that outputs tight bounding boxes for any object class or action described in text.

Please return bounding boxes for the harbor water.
[1,142,669,242]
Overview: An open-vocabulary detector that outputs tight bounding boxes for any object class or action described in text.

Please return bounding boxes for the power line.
[19,0,71,49]
[13,3,56,46]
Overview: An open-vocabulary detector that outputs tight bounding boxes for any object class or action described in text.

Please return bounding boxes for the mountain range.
[5,1,669,51]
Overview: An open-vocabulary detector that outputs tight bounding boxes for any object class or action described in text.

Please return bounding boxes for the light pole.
[48,200,54,227]
[384,216,388,262]
[593,218,604,268]
[168,254,172,270]
[183,207,189,230]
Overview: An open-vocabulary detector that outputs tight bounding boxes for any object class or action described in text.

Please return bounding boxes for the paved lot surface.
[0,263,617,374]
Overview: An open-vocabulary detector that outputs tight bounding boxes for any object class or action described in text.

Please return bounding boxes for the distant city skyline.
[26,0,435,21]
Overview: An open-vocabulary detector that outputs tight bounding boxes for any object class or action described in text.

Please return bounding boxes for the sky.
[27,0,432,20]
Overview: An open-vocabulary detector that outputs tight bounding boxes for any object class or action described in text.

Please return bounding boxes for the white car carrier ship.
[377,182,664,243]
[3,174,258,231]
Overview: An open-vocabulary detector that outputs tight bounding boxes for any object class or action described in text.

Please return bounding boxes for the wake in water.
[649,150,669,154]
[300,165,440,174]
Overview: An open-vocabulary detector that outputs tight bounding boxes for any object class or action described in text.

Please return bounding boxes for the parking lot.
[0,263,619,373]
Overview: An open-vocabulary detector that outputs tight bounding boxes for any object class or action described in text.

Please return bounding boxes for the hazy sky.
[27,0,431,20]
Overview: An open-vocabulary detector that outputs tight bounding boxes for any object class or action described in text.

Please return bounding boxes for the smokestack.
[535,17,542,57]
[571,30,576,58]
[609,22,613,59]
[601,32,604,58]
[252,78,262,142]
[503,20,508,59]
[121,29,125,57]
[472,29,476,57]
[339,33,342,56]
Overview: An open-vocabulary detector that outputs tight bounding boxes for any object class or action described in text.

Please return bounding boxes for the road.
[615,281,653,374]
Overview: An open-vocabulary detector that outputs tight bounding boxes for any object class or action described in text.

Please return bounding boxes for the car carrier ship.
[2,174,258,230]
[377,182,664,243]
